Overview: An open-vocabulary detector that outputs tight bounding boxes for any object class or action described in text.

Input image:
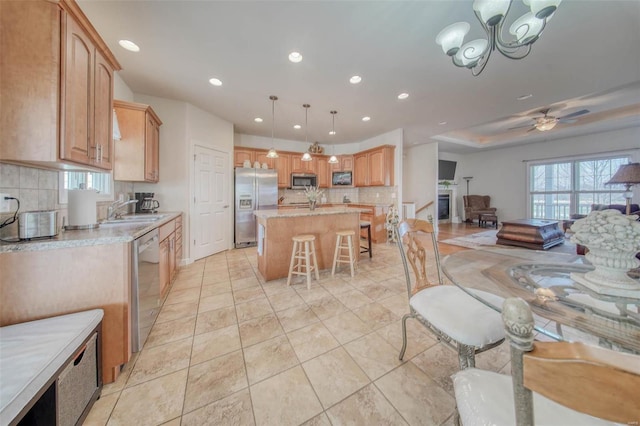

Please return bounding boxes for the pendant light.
[266,95,279,159]
[328,110,339,164]
[301,104,312,161]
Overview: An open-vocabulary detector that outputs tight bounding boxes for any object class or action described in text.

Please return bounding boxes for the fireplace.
[438,194,450,220]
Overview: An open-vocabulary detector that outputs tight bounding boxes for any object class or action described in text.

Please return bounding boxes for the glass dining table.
[441,247,640,354]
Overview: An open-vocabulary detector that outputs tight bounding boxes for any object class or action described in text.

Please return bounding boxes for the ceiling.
[77,1,640,154]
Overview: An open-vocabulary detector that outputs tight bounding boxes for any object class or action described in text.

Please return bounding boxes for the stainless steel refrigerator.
[234,167,278,248]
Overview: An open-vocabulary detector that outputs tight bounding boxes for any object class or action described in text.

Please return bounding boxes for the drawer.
[57,332,99,426]
[159,219,176,241]
[175,215,182,228]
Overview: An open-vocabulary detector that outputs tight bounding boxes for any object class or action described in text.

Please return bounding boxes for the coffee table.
[496,219,564,250]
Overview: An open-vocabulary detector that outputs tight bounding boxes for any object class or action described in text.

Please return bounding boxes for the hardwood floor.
[437,222,486,256]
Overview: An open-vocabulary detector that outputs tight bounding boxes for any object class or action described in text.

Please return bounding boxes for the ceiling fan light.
[328,155,339,164]
[301,152,312,162]
[436,22,470,56]
[473,0,510,26]
[509,12,544,44]
[455,39,488,67]
[524,0,562,19]
[536,118,558,131]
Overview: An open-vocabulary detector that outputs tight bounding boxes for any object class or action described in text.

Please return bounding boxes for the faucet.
[343,195,351,203]
[107,199,138,220]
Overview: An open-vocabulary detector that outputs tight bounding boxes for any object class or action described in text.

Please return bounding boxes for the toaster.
[18,211,59,239]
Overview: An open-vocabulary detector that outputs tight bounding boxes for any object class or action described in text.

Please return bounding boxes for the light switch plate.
[0,193,11,213]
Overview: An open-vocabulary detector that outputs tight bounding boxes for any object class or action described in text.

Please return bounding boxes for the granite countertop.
[255,207,368,219]
[0,212,182,253]
[279,202,392,208]
[0,309,104,425]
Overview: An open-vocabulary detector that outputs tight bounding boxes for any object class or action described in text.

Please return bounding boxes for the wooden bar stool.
[332,230,356,277]
[287,234,319,290]
[360,221,372,258]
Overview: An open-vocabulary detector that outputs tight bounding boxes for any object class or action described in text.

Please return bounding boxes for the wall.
[454,127,640,221]
[402,143,439,226]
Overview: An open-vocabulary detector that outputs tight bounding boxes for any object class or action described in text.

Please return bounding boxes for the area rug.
[441,229,577,254]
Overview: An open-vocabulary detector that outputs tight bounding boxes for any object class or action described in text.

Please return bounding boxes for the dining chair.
[453,297,640,425]
[396,219,505,369]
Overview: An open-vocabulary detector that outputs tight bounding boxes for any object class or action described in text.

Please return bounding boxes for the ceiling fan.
[509,108,590,132]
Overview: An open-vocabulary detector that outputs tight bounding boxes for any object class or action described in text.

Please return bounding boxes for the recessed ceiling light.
[293,124,301,129]
[362,116,371,122]
[288,51,303,63]
[208,78,222,86]
[329,130,336,135]
[398,93,409,100]
[118,39,140,52]
[439,121,447,125]
[254,117,263,123]
[517,94,533,100]
[350,75,362,84]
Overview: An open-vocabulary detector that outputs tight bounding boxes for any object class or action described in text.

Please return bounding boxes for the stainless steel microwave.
[291,173,317,189]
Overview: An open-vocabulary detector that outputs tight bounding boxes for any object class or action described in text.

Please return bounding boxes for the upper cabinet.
[0,0,121,171]
[316,156,331,188]
[291,156,316,174]
[234,149,256,168]
[354,145,395,187]
[274,154,291,188]
[113,100,162,182]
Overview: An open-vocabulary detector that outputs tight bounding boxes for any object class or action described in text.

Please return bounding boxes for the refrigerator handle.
[254,178,259,210]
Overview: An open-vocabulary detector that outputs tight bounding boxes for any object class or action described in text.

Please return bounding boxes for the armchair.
[463,195,497,224]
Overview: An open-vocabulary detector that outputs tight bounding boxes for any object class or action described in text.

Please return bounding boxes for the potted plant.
[304,186,324,210]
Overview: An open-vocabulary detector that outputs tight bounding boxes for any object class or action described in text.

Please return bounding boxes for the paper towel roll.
[68,189,98,227]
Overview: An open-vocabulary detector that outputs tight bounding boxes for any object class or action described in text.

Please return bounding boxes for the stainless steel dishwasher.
[131,229,161,352]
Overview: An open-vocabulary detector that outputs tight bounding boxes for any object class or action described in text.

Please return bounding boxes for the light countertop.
[0,212,182,253]
[255,207,368,219]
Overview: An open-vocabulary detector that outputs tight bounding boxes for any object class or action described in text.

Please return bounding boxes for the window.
[528,155,630,220]
[58,171,113,204]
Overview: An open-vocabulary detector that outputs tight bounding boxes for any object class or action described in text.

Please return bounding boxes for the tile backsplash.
[0,162,133,239]
[279,186,397,206]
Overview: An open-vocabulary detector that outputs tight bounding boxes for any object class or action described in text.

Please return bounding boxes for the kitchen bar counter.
[255,207,366,281]
[0,212,182,253]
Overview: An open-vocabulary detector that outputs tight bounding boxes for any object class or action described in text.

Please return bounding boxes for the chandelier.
[266,95,279,159]
[301,104,313,162]
[328,111,339,164]
[435,0,562,76]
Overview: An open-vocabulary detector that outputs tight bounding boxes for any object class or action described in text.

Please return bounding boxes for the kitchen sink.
[100,214,167,225]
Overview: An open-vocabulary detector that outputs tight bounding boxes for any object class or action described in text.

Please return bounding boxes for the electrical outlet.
[376,193,379,198]
[0,193,11,213]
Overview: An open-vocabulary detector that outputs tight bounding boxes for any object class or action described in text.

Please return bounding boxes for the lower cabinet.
[159,216,182,298]
[351,204,390,243]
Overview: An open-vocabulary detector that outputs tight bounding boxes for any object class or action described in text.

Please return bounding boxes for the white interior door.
[192,145,229,260]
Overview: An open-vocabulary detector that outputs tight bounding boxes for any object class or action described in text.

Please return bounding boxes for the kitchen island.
[254,207,365,281]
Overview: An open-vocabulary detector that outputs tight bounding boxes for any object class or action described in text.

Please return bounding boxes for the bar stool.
[332,230,356,277]
[287,234,319,290]
[360,221,372,258]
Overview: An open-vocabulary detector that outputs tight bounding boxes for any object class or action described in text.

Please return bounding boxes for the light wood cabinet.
[316,156,331,188]
[175,215,183,268]
[159,237,170,298]
[255,151,275,169]
[0,0,120,171]
[354,153,369,187]
[291,155,316,174]
[159,216,181,297]
[354,146,395,187]
[350,204,390,243]
[334,155,353,171]
[275,153,291,188]
[113,100,162,182]
[234,149,255,168]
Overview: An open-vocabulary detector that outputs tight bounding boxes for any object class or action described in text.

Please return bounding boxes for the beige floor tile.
[231,272,259,285]
[338,288,375,311]
[302,347,369,409]
[377,293,409,317]
[244,335,299,385]
[198,292,235,313]
[308,295,348,320]
[170,279,202,293]
[100,352,139,396]
[83,391,118,425]
[359,282,395,300]
[184,350,248,413]
[194,305,237,335]
[344,332,403,380]
[295,285,331,303]
[191,324,241,365]
[410,344,459,395]
[322,311,372,344]
[326,383,408,425]
[287,322,340,362]
[376,320,438,360]
[155,301,199,324]
[160,418,181,426]
[127,337,192,387]
[320,277,353,295]
[202,273,231,286]
[233,285,266,303]
[475,340,511,373]
[261,279,292,296]
[145,316,196,348]
[107,369,188,426]
[200,282,232,297]
[276,304,320,332]
[352,302,399,330]
[165,287,201,305]
[181,388,255,426]
[375,362,456,426]
[238,313,284,347]
[300,412,332,426]
[250,366,323,426]
[235,296,274,322]
[267,289,305,311]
